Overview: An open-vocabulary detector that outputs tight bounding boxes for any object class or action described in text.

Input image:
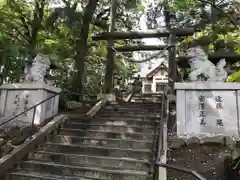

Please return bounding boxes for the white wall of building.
[142,68,168,93]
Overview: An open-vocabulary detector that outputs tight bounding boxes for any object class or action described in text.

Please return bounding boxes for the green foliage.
[1,0,239,93]
[143,0,240,80]
[0,0,142,95]
[226,72,240,82]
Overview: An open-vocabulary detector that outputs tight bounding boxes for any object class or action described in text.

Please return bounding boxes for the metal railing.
[155,162,207,180]
[153,91,167,180]
[153,91,207,180]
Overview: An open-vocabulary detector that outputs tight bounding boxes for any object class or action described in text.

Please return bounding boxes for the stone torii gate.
[92,28,195,99]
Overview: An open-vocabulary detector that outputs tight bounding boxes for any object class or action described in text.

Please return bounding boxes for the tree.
[145,0,240,81]
[0,0,50,78]
[0,0,141,97]
[69,0,99,99]
[47,0,143,98]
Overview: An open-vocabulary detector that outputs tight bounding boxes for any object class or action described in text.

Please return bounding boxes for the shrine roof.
[146,62,168,79]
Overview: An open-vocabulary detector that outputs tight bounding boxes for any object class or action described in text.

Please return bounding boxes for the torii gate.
[92,28,195,94]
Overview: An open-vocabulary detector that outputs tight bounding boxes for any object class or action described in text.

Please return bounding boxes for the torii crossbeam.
[92,28,195,40]
[114,45,168,52]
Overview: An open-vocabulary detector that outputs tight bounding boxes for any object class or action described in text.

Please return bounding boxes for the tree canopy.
[0,0,141,97]
[0,0,239,95]
[146,0,240,80]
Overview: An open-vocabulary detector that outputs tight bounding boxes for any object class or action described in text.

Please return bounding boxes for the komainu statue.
[186,46,227,81]
[25,54,50,83]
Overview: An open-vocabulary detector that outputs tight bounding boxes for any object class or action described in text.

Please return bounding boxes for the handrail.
[155,162,207,180]
[153,90,167,180]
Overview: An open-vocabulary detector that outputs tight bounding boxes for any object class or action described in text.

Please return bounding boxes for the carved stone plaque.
[185,91,239,137]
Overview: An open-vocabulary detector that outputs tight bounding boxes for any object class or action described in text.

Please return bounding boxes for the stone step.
[99,114,161,119]
[63,122,154,134]
[132,98,161,101]
[101,111,162,116]
[132,96,162,99]
[131,101,162,104]
[9,170,107,180]
[68,117,160,126]
[100,112,161,118]
[19,160,152,180]
[111,101,160,104]
[49,135,155,149]
[58,128,154,141]
[132,96,161,98]
[104,105,161,109]
[98,116,161,122]
[29,151,151,172]
[39,143,152,160]
[104,106,161,111]
[133,97,162,100]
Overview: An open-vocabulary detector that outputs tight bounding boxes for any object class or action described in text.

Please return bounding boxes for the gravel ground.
[167,115,232,180]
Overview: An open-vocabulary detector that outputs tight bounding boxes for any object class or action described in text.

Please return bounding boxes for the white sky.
[137,0,166,77]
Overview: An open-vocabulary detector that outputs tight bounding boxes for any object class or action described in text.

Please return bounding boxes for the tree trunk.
[104,0,117,94]
[70,0,98,100]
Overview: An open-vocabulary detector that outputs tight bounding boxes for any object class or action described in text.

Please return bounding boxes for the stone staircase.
[6,101,162,180]
[131,93,162,103]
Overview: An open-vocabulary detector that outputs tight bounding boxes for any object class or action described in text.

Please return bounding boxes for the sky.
[137,0,166,77]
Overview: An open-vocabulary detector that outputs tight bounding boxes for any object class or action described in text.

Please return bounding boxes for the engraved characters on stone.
[198,95,206,126]
[197,94,225,127]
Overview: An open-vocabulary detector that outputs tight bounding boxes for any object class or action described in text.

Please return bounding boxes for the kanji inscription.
[185,91,238,137]
[198,95,206,126]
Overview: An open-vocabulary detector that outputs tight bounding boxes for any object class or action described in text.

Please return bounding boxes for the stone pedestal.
[0,83,61,125]
[175,82,240,139]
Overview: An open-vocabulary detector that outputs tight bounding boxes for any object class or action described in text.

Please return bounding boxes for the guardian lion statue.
[25,54,50,83]
[186,46,227,81]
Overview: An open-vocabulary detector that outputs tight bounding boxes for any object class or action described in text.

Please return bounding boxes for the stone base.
[0,83,61,125]
[170,135,237,149]
[175,82,240,139]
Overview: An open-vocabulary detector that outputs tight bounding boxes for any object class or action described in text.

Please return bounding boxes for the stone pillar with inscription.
[0,54,61,126]
[175,82,240,139]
